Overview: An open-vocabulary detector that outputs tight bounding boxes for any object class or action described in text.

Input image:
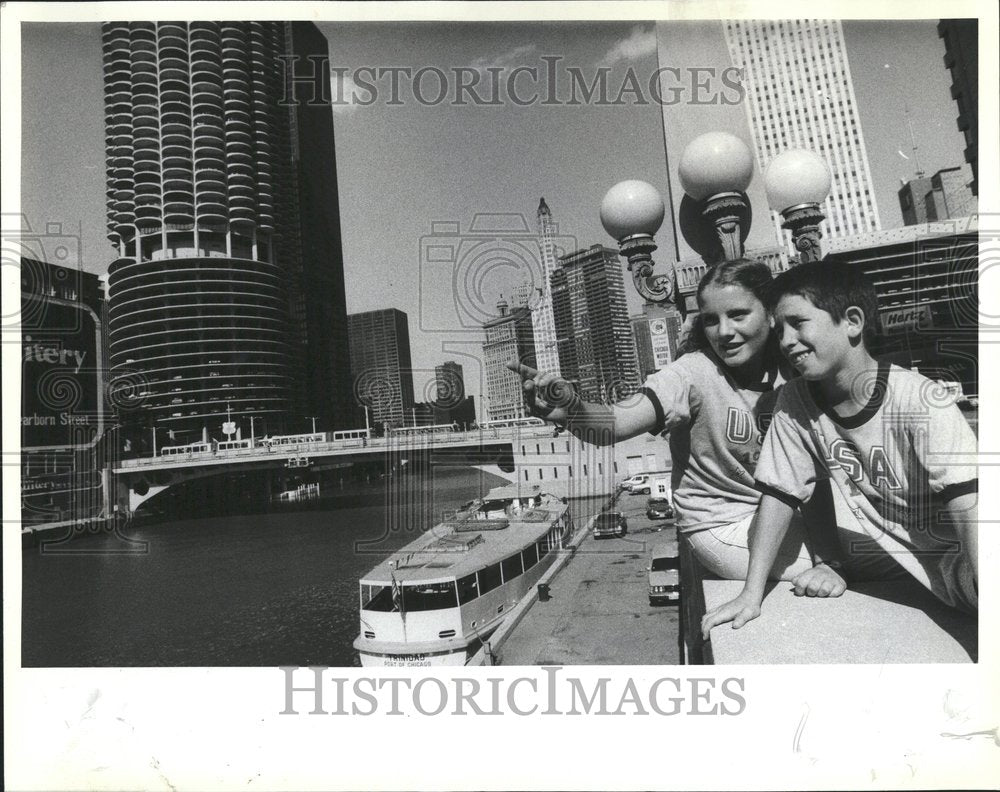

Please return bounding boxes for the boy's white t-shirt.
[640,350,781,534]
[755,361,978,609]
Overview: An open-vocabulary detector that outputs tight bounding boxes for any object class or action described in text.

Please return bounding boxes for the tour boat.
[354,484,573,666]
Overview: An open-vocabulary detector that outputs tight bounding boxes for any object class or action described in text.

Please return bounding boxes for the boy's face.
[774,293,856,380]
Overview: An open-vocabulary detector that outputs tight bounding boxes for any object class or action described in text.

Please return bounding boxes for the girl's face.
[698,282,772,374]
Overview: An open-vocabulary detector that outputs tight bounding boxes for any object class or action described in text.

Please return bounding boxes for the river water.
[22,466,606,667]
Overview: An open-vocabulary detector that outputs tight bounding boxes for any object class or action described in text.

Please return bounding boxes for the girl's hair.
[678,258,777,359]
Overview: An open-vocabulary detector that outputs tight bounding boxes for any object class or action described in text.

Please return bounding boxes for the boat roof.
[359,486,568,584]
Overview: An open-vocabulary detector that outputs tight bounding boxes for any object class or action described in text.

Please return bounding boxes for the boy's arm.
[792,478,847,597]
[944,490,978,582]
[700,493,795,638]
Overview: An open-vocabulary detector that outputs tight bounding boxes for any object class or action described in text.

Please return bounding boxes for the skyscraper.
[723,20,882,243]
[551,245,640,404]
[285,23,354,432]
[103,21,351,441]
[938,20,978,196]
[433,361,476,426]
[434,361,465,406]
[482,298,536,421]
[347,308,415,431]
[631,315,656,382]
[532,197,562,376]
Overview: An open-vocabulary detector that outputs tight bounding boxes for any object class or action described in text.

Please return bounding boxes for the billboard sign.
[21,298,103,450]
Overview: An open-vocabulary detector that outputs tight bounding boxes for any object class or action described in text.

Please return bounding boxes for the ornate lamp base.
[780,203,825,264]
[619,233,675,305]
[702,191,748,262]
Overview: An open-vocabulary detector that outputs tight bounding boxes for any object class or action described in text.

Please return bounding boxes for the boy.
[702,262,978,636]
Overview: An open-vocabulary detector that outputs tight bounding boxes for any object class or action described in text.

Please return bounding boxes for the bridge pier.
[102,467,135,520]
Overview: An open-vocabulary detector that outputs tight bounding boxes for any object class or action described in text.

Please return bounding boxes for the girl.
[509,258,842,593]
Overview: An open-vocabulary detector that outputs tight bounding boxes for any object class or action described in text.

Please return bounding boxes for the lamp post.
[602,133,832,309]
[763,148,832,263]
[678,131,755,261]
[599,179,671,304]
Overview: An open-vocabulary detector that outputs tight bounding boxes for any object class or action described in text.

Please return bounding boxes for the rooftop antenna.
[905,103,924,179]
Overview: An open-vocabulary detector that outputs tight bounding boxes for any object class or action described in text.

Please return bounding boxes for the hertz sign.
[879,305,933,335]
[21,298,103,451]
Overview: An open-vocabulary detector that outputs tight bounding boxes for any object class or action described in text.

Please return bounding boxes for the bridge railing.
[116,426,558,469]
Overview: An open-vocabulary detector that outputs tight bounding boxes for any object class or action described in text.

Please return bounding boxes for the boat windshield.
[361,581,458,612]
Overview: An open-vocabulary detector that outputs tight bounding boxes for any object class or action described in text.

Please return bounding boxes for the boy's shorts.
[836,525,977,611]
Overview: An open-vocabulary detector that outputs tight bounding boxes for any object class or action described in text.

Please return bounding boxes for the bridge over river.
[108,426,559,516]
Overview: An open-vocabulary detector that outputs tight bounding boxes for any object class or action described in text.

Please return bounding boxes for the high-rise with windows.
[723,19,881,244]
[531,197,562,376]
[482,298,535,421]
[348,308,415,431]
[551,245,640,404]
[103,21,351,441]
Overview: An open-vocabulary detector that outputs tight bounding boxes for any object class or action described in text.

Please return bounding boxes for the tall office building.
[435,361,465,406]
[432,361,475,426]
[723,20,882,244]
[631,316,657,382]
[551,245,640,404]
[482,298,536,421]
[348,308,414,431]
[938,20,978,195]
[531,198,562,376]
[103,22,351,442]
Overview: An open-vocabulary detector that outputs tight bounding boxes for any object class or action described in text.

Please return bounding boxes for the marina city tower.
[103,21,352,442]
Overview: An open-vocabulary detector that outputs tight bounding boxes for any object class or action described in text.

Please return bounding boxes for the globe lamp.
[764,149,831,262]
[678,132,755,261]
[600,180,673,305]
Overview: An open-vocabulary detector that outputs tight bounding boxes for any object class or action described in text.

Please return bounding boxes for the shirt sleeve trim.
[639,386,665,435]
[754,480,804,510]
[939,479,978,501]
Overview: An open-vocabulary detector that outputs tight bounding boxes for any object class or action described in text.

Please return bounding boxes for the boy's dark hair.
[769,260,881,348]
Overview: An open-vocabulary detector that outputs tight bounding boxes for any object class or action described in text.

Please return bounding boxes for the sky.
[19,17,970,417]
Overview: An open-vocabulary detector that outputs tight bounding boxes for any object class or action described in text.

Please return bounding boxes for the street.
[498,490,681,665]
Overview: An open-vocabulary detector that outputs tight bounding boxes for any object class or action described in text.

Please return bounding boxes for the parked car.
[646,497,674,520]
[648,546,680,605]
[621,473,651,494]
[593,511,628,539]
[620,473,646,492]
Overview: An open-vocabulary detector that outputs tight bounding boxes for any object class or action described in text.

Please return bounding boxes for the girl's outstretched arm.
[506,362,658,445]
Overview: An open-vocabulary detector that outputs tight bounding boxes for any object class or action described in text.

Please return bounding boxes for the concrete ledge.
[701,577,977,664]
[681,480,978,665]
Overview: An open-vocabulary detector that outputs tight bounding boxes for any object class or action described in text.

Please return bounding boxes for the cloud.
[598,25,657,68]
[331,72,362,115]
[469,43,538,75]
